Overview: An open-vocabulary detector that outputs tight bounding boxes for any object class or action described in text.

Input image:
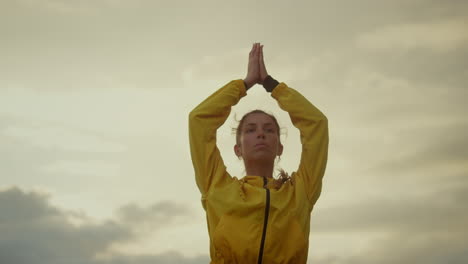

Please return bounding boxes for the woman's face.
[234,113,283,162]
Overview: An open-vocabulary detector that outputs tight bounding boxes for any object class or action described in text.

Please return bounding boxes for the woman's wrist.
[243,78,255,90]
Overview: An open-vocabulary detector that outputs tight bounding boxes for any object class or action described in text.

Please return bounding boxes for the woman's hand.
[243,43,261,89]
[259,44,269,84]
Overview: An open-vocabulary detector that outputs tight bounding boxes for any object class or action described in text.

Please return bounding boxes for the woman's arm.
[188,80,247,196]
[259,45,329,205]
[188,43,261,196]
[272,82,329,206]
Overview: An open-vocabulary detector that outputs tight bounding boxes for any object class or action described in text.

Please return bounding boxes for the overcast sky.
[1,0,467,263]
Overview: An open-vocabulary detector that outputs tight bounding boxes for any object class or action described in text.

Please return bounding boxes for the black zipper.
[257,177,270,264]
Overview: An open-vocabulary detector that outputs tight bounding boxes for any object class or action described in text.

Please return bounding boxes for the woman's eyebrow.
[245,123,274,127]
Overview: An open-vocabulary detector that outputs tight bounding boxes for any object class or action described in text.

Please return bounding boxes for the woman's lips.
[255,143,268,148]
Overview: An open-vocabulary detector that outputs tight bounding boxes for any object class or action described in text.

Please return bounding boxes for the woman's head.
[234,110,283,163]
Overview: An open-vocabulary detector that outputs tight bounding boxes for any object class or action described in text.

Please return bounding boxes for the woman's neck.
[244,159,274,178]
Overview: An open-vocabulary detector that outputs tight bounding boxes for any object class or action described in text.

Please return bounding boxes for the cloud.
[309,231,468,264]
[0,186,206,264]
[115,201,193,233]
[356,18,468,52]
[3,124,126,153]
[313,181,468,233]
[41,160,122,178]
[0,187,130,264]
[10,0,127,15]
[345,231,468,264]
[308,177,468,263]
[0,113,128,190]
[320,61,467,177]
[369,120,468,178]
[181,48,249,89]
[181,47,341,90]
[97,251,210,264]
[2,1,467,263]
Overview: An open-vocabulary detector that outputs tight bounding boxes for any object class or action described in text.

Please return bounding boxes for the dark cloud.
[0,187,130,264]
[0,187,205,264]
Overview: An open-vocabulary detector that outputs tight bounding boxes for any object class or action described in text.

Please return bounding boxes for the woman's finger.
[260,46,265,66]
[257,43,261,59]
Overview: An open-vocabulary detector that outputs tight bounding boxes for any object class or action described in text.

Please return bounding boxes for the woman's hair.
[232,110,292,189]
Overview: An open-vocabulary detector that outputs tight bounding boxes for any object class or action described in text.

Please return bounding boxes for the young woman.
[189,43,329,264]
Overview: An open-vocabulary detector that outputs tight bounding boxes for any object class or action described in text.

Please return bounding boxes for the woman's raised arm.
[272,83,329,206]
[259,45,329,206]
[188,43,261,197]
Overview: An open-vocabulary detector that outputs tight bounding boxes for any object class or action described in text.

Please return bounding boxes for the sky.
[1,0,467,263]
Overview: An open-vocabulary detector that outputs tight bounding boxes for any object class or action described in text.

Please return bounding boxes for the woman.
[188,43,329,264]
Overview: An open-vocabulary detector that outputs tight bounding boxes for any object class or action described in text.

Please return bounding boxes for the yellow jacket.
[189,79,329,264]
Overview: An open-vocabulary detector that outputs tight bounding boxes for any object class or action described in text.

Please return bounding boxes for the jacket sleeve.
[271,82,329,205]
[188,79,247,197]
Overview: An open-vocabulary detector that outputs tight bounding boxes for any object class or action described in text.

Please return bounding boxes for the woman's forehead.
[243,112,276,125]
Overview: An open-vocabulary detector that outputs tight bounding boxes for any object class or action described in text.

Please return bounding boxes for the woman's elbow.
[188,108,200,124]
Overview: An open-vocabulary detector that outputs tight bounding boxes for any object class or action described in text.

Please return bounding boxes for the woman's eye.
[267,129,274,133]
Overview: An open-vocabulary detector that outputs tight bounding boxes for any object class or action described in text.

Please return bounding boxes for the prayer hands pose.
[243,42,269,89]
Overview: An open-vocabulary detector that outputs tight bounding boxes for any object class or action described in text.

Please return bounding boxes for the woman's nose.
[257,132,265,139]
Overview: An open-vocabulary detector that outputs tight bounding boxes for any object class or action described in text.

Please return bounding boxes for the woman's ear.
[234,144,242,158]
[277,143,284,156]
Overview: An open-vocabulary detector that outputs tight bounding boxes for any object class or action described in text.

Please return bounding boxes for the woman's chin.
[248,152,275,163]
